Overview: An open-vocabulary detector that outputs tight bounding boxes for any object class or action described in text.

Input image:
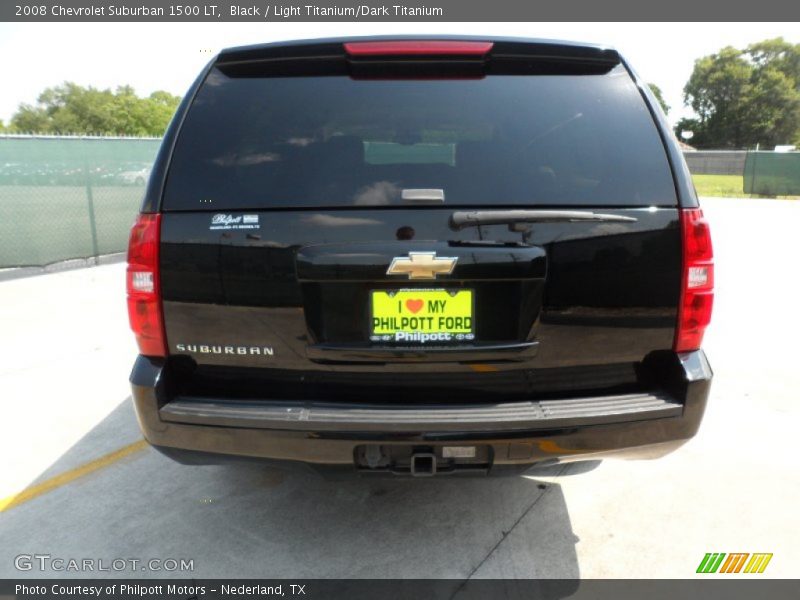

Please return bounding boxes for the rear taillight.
[126,213,166,357]
[674,208,714,353]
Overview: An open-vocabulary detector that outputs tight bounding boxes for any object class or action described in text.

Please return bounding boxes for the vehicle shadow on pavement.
[0,398,581,583]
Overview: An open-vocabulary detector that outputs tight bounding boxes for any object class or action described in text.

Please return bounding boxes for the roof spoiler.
[215,38,621,78]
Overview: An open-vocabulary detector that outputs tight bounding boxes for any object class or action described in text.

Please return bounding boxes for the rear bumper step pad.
[159,391,681,433]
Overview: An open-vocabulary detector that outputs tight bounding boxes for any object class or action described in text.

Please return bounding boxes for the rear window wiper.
[450,209,637,230]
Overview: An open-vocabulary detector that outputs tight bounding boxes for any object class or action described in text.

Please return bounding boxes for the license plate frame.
[369,288,475,344]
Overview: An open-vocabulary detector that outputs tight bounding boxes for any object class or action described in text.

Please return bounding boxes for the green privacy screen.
[0,136,161,268]
[2,137,798,269]
[743,151,800,196]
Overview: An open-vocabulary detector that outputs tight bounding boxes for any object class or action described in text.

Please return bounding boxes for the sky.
[1,22,799,128]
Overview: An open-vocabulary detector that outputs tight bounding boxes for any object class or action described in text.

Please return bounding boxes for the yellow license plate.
[370,289,475,344]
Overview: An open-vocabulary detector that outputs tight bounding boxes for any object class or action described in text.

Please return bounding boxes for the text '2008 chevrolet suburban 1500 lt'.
[127,37,713,477]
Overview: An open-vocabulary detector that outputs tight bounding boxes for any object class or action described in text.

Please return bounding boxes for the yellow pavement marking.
[0,439,147,513]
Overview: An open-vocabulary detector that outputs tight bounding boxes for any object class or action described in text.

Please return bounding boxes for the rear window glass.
[163,64,676,210]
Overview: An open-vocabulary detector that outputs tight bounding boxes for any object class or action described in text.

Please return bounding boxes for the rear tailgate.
[156,39,682,402]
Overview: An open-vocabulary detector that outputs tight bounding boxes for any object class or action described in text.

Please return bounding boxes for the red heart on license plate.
[405,299,424,314]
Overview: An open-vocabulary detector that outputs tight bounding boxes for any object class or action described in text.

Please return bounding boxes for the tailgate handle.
[449,209,637,230]
[402,188,445,203]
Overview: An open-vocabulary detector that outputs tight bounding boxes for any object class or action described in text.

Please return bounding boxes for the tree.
[8,83,181,136]
[748,38,800,82]
[648,83,670,115]
[677,39,800,149]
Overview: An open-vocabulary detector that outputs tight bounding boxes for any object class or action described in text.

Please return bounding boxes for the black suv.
[128,37,713,476]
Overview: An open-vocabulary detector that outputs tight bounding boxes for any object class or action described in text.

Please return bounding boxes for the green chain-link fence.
[0,135,160,269]
[2,136,799,270]
[743,151,800,196]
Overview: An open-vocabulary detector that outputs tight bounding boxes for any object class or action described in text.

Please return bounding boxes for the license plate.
[370,289,474,344]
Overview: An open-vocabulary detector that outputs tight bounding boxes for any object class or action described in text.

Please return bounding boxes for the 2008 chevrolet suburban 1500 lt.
[128,36,713,476]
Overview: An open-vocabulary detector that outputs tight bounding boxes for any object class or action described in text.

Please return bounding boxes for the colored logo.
[696,553,773,574]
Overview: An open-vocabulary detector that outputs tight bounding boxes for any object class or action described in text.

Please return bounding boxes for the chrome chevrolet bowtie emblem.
[386,251,458,280]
